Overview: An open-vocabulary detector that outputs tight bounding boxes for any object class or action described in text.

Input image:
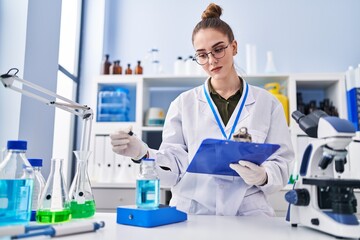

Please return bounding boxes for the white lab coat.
[148,77,294,216]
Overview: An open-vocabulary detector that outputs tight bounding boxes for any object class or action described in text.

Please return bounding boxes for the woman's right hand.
[110,126,148,160]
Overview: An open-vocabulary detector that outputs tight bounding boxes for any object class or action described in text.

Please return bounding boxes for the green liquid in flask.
[70,200,96,218]
[36,209,71,223]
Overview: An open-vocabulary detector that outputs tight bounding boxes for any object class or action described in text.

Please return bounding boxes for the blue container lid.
[28,158,43,167]
[7,140,27,150]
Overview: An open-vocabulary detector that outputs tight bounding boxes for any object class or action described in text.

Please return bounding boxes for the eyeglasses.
[193,44,230,65]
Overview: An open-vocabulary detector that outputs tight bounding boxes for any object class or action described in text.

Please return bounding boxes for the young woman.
[110,3,294,216]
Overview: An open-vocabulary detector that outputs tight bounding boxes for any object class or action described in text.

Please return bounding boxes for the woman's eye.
[197,54,207,59]
[214,47,224,53]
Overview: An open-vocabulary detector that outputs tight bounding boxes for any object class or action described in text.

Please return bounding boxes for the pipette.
[9,221,105,239]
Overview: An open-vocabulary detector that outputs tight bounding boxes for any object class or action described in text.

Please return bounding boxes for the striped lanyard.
[203,82,248,140]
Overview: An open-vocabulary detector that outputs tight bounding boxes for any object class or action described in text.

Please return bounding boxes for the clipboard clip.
[232,127,252,142]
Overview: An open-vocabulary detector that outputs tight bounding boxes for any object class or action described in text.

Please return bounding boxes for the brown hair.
[192,3,235,44]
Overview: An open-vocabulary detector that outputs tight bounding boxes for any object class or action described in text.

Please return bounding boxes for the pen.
[0,225,25,237]
[128,130,133,136]
[11,221,105,239]
[0,224,55,237]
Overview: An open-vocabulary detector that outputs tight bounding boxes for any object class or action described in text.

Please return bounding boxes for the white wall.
[103,0,360,74]
[0,0,62,178]
[0,0,28,151]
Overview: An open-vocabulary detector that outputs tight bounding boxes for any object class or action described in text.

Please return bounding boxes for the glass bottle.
[136,158,160,209]
[0,140,34,225]
[265,51,277,74]
[113,60,122,74]
[36,158,71,223]
[125,63,132,75]
[28,158,46,221]
[134,61,143,74]
[69,151,96,218]
[102,54,111,75]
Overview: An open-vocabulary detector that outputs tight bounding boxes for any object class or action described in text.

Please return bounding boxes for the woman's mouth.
[211,66,222,72]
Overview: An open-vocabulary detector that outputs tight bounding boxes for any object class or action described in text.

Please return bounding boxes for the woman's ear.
[232,40,238,56]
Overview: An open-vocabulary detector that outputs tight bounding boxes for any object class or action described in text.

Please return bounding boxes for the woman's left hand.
[230,160,268,186]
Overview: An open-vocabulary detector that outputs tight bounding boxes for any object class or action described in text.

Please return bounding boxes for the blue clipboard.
[186,138,280,176]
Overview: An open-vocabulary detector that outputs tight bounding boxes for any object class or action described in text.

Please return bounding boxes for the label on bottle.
[18,186,30,211]
[0,197,8,208]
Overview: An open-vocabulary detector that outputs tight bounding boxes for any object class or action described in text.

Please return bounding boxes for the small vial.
[28,158,46,221]
[125,64,132,75]
[101,54,111,75]
[136,159,160,209]
[134,61,143,75]
[113,60,122,74]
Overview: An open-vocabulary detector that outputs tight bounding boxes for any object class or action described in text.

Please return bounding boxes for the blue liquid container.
[136,179,160,208]
[136,159,160,209]
[28,158,45,221]
[0,140,34,226]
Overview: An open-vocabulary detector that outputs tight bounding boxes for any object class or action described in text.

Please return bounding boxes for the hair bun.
[201,3,223,20]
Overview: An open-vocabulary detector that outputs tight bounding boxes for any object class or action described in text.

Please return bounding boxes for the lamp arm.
[0,68,93,152]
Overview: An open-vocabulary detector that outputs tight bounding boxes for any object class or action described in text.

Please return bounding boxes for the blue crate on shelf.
[96,85,136,122]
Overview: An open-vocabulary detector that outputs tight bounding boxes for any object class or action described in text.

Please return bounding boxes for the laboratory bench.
[24,213,352,240]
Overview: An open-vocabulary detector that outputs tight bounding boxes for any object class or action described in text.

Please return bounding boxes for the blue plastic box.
[116,205,187,228]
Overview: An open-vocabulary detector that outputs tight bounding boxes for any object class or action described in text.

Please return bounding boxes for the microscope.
[285,110,360,238]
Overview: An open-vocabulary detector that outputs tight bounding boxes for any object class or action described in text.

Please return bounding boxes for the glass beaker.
[36,158,71,223]
[68,151,96,218]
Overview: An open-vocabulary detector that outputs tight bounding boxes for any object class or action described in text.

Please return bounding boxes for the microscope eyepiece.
[291,110,328,138]
[291,111,305,123]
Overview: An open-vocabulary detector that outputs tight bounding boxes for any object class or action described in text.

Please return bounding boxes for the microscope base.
[288,204,360,238]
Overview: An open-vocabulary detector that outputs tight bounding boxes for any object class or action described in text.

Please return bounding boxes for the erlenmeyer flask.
[69,151,96,218]
[36,158,71,223]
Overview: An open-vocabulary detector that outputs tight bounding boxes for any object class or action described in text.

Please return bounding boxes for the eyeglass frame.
[193,43,230,65]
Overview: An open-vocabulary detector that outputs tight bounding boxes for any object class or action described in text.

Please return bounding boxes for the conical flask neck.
[73,150,91,162]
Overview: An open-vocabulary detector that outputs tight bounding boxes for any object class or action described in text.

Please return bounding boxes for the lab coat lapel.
[224,82,255,132]
[198,79,225,127]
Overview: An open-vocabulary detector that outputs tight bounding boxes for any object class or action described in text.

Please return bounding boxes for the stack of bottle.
[101,54,143,75]
[345,65,360,131]
[0,140,97,227]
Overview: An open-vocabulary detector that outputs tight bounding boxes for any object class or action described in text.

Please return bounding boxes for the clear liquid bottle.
[36,158,71,223]
[136,158,160,209]
[0,140,34,225]
[69,151,96,218]
[28,158,46,221]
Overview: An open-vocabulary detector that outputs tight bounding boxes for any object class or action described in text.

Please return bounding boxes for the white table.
[18,213,348,240]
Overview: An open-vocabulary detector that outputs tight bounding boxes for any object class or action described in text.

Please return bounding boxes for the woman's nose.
[208,53,217,65]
